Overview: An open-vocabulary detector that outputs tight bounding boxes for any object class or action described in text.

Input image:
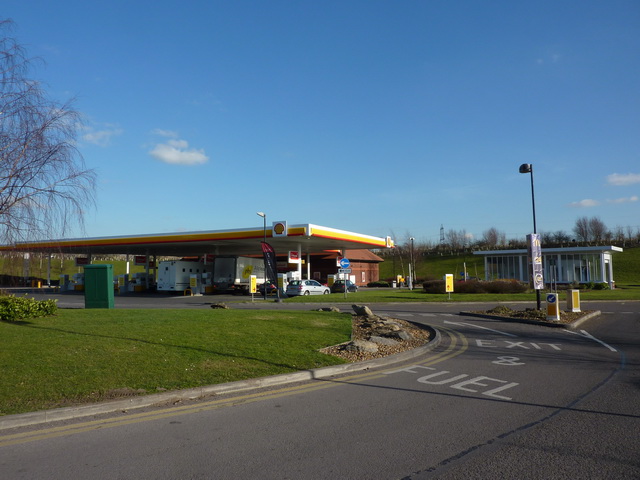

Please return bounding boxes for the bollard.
[567,289,581,312]
[546,293,560,321]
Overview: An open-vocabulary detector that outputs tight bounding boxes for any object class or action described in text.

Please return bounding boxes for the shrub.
[423,280,445,294]
[484,280,528,294]
[593,282,609,290]
[0,295,58,322]
[367,281,390,288]
[422,279,528,294]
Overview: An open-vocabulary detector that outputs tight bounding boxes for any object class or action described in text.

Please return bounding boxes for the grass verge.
[282,284,640,303]
[0,309,351,416]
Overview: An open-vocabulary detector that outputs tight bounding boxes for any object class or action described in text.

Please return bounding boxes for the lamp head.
[256,212,265,218]
[519,163,532,174]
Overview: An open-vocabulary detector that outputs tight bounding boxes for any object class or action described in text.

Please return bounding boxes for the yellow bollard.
[567,289,581,312]
[546,293,560,321]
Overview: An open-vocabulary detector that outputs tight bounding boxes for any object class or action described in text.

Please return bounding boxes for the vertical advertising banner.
[527,233,544,290]
[261,242,278,287]
[445,274,454,293]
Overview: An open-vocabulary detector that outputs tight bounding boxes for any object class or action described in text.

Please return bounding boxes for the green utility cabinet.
[84,264,115,309]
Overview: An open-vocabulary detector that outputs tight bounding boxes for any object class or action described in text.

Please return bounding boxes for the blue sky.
[4,1,639,246]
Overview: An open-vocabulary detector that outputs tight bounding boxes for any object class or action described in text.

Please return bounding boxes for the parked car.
[330,280,358,293]
[285,279,330,296]
[258,282,278,295]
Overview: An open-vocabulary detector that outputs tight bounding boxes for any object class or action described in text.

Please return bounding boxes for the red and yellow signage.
[445,274,454,293]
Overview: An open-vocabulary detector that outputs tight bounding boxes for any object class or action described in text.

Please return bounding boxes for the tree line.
[381,216,639,261]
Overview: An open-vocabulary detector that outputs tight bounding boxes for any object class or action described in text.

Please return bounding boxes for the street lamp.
[256,212,267,299]
[409,237,415,290]
[519,164,541,309]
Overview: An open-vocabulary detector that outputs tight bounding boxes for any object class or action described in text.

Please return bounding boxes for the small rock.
[344,339,379,353]
[369,335,399,346]
[315,307,341,312]
[352,304,374,317]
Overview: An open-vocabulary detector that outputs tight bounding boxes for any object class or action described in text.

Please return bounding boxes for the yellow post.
[445,274,454,299]
[567,289,581,312]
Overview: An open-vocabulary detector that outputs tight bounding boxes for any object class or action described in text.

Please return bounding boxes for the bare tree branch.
[0,19,95,243]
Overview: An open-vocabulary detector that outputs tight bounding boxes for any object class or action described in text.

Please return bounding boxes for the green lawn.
[0,309,351,415]
[284,284,640,303]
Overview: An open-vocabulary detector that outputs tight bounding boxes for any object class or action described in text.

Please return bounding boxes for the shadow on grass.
[1,319,34,326]
[16,322,308,371]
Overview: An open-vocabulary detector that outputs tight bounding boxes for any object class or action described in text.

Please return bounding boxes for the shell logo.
[272,221,287,237]
[242,265,253,279]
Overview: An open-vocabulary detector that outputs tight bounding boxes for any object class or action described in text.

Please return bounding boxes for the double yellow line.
[0,326,468,447]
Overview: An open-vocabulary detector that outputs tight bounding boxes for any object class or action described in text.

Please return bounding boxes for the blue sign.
[339,258,350,269]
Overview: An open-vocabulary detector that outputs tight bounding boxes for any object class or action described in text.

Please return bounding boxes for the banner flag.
[261,242,278,287]
[527,233,544,290]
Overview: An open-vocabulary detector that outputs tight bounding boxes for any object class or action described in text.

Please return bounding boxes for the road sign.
[338,268,352,274]
[339,258,350,269]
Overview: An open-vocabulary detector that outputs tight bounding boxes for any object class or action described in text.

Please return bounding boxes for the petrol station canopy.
[0,223,394,258]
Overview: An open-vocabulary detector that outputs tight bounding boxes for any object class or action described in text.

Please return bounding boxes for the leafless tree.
[611,226,625,246]
[588,217,608,244]
[0,20,95,243]
[572,216,609,244]
[445,229,469,252]
[573,217,590,243]
[481,227,506,248]
[541,230,572,246]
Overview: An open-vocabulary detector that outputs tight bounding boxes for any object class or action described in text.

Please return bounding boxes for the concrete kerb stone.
[0,325,441,431]
[460,310,602,329]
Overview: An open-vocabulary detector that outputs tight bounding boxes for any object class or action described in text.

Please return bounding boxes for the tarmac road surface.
[1,294,638,479]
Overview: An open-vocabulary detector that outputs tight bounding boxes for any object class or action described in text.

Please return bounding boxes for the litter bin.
[84,264,115,309]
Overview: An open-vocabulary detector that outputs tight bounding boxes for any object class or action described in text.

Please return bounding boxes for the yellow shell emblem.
[242,265,253,279]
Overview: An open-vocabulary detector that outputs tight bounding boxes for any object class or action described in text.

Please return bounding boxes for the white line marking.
[444,320,518,337]
[564,329,618,352]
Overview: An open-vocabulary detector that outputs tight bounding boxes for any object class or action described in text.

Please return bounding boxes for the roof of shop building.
[0,223,394,257]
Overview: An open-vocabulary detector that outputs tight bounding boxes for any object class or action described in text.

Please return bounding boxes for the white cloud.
[82,125,123,147]
[569,199,600,208]
[606,173,640,186]
[151,129,179,138]
[607,195,639,204]
[149,138,209,166]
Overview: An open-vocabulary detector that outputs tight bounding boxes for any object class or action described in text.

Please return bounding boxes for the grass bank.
[0,309,350,416]
[379,246,640,285]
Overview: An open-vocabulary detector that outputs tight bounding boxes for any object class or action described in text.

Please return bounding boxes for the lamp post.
[409,237,415,290]
[256,212,267,300]
[519,163,541,309]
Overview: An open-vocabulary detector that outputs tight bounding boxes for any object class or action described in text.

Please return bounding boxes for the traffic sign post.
[546,293,560,321]
[338,258,350,298]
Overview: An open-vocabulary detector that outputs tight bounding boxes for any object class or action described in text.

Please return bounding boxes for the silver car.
[285,279,330,296]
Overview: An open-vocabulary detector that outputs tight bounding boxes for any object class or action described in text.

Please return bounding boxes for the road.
[1,294,638,479]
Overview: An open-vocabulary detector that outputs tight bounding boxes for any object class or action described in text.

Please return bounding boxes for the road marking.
[444,320,518,337]
[475,339,563,351]
[493,356,525,366]
[564,329,618,352]
[385,365,519,400]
